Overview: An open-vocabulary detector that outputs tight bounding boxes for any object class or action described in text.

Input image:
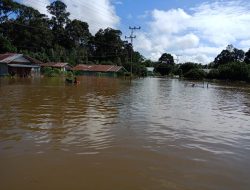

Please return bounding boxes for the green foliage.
[0,35,16,53]
[154,62,174,76]
[217,62,249,81]
[179,62,200,74]
[153,53,176,76]
[42,67,62,77]
[66,71,74,78]
[0,0,147,74]
[207,69,219,79]
[214,45,245,67]
[245,49,250,64]
[158,53,174,65]
[0,0,20,23]
[142,59,154,67]
[184,68,206,80]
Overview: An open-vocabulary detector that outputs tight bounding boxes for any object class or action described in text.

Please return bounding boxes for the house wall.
[0,63,8,76]
[8,66,32,77]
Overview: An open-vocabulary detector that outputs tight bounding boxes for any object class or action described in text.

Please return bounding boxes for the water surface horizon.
[0,76,250,190]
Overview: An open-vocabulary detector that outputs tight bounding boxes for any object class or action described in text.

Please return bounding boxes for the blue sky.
[18,0,250,63]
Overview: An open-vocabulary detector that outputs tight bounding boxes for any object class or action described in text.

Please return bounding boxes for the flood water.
[0,76,250,190]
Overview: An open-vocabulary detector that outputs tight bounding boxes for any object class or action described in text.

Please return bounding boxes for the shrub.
[184,68,206,80]
[207,69,219,79]
[218,62,249,81]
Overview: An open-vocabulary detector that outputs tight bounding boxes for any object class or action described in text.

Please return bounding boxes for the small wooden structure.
[72,64,127,77]
[0,53,41,77]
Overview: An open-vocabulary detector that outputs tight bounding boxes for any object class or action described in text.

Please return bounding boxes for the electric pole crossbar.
[125,26,141,80]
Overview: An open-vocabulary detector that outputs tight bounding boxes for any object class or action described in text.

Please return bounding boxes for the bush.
[218,62,249,81]
[184,68,206,80]
[42,67,61,77]
[207,69,219,79]
[179,62,200,74]
[154,63,174,76]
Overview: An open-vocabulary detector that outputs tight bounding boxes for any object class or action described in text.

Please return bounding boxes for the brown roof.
[72,64,126,73]
[41,62,68,68]
[0,53,42,65]
[24,55,43,65]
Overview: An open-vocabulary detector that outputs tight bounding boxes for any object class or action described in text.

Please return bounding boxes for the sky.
[17,0,250,64]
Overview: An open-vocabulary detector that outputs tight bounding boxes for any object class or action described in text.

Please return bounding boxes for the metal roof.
[0,53,43,65]
[8,64,40,68]
[72,64,126,72]
[0,53,22,63]
[41,62,68,68]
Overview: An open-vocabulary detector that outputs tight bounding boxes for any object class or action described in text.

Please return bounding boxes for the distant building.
[146,67,155,76]
[72,64,127,77]
[0,53,41,77]
[40,62,70,72]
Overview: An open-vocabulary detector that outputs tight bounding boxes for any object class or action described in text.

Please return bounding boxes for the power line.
[22,0,128,29]
[125,26,140,78]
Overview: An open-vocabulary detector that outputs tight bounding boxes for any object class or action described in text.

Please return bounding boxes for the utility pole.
[125,26,141,80]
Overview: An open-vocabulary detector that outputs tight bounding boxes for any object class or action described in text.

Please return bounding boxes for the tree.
[91,28,124,63]
[47,1,70,29]
[47,1,70,46]
[214,45,245,67]
[178,62,200,75]
[132,51,145,63]
[0,0,20,23]
[217,62,249,81]
[154,63,173,76]
[184,68,206,80]
[2,5,53,52]
[0,35,16,53]
[65,19,91,48]
[244,49,250,64]
[154,53,175,75]
[158,53,174,65]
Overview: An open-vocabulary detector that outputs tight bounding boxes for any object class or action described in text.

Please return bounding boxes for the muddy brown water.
[0,77,250,190]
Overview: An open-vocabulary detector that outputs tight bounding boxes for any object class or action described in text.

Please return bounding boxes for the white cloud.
[134,1,250,64]
[22,0,50,15]
[149,9,191,34]
[21,0,120,34]
[239,40,250,49]
[62,0,120,33]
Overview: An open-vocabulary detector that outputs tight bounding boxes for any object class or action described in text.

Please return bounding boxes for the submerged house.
[72,64,127,77]
[40,62,70,72]
[0,53,41,77]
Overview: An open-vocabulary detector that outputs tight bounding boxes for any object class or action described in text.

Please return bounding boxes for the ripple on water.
[1,77,250,189]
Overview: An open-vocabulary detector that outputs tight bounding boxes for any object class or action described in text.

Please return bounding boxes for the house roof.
[0,53,42,65]
[8,64,40,68]
[0,53,22,63]
[41,62,68,68]
[72,64,126,72]
[24,55,43,65]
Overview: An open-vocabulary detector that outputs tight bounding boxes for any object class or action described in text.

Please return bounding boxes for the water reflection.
[0,77,250,190]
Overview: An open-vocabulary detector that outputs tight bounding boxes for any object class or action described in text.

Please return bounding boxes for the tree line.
[1,0,250,80]
[154,45,250,82]
[0,0,148,76]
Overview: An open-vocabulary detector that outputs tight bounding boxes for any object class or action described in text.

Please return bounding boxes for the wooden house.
[0,53,41,77]
[72,64,127,77]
